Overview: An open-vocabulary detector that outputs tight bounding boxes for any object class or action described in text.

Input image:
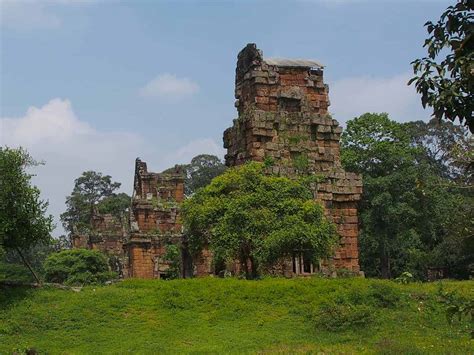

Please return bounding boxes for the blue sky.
[0,0,451,235]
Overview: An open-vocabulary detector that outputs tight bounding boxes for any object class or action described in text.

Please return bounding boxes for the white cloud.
[1,98,93,145]
[329,72,430,125]
[1,98,144,236]
[0,98,223,236]
[139,74,200,100]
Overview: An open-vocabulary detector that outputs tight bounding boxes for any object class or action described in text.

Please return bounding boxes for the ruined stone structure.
[72,159,213,279]
[73,43,362,277]
[72,212,129,276]
[224,44,362,273]
[125,159,185,279]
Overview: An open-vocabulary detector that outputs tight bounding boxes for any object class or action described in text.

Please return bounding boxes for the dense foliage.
[164,154,227,196]
[163,244,182,280]
[60,171,129,234]
[43,249,115,285]
[0,278,472,353]
[182,162,337,278]
[409,0,473,132]
[405,118,473,184]
[341,113,473,280]
[0,147,53,282]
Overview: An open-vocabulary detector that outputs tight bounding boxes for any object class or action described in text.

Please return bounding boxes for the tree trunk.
[250,256,258,279]
[15,247,42,285]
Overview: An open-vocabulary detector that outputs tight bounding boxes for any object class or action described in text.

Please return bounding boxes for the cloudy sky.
[1,0,449,235]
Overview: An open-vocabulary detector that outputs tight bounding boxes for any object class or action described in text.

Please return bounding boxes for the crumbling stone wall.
[71,212,129,276]
[224,44,362,273]
[72,158,213,279]
[125,159,185,278]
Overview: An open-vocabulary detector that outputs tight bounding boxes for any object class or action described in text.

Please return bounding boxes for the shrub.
[437,287,473,337]
[395,271,414,284]
[0,261,34,282]
[44,249,116,285]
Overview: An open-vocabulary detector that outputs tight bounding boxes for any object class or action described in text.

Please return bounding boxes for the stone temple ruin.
[72,43,362,278]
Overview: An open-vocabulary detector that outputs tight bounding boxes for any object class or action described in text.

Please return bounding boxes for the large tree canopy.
[405,118,473,184]
[0,147,53,282]
[60,171,129,234]
[409,0,473,132]
[163,154,227,196]
[182,162,338,278]
[341,113,473,279]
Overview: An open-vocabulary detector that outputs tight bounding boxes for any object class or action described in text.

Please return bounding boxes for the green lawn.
[0,277,472,354]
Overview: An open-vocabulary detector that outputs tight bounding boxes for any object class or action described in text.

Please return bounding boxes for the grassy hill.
[0,277,472,354]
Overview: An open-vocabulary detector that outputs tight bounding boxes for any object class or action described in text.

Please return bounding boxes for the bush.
[44,249,116,285]
[0,261,34,282]
[437,287,473,337]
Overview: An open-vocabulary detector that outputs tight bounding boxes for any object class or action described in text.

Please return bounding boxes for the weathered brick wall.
[126,236,183,279]
[224,43,362,273]
[131,159,184,235]
[72,158,209,279]
[125,159,192,279]
[71,212,128,276]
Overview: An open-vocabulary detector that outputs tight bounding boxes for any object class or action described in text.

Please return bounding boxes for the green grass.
[0,277,472,354]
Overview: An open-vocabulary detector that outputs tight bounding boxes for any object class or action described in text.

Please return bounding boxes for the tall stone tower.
[125,159,185,279]
[224,44,362,273]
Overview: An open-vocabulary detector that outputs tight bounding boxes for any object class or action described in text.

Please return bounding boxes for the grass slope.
[0,278,472,354]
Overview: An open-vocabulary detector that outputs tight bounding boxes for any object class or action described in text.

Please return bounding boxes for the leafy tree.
[404,119,474,279]
[404,118,472,183]
[55,234,73,251]
[60,171,128,234]
[341,113,470,279]
[44,249,115,285]
[97,192,130,217]
[409,0,473,133]
[0,147,53,283]
[163,154,227,196]
[182,162,337,278]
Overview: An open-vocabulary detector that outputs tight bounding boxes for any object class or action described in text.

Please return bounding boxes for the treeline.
[1,114,472,282]
[341,114,472,280]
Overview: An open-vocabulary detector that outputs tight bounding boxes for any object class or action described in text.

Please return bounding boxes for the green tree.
[60,171,128,234]
[341,113,470,279]
[182,162,337,278]
[404,119,473,278]
[0,147,53,283]
[409,0,473,133]
[163,154,227,196]
[404,118,472,183]
[97,192,130,217]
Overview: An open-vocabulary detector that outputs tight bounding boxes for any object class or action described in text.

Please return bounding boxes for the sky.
[0,0,451,236]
